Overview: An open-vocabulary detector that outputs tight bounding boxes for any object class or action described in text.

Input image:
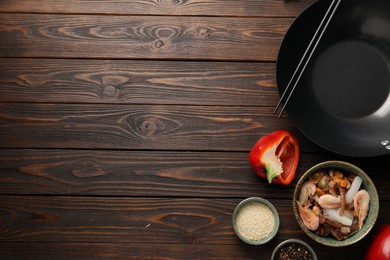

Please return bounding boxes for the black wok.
[277,0,390,157]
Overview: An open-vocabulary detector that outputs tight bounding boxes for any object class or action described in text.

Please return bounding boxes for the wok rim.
[276,0,390,157]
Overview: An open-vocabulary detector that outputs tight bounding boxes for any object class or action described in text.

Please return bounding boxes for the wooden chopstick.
[274,0,342,118]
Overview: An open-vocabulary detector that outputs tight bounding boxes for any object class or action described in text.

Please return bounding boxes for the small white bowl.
[232,197,280,245]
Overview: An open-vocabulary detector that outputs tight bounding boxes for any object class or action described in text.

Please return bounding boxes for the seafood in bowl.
[297,169,368,240]
[293,161,379,247]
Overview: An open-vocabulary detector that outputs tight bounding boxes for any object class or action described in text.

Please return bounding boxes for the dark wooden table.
[0,1,389,259]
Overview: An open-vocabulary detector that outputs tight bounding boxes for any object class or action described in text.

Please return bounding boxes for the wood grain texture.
[0,14,292,61]
[0,0,314,17]
[0,242,367,260]
[0,103,301,151]
[1,196,386,246]
[0,58,278,106]
[1,149,389,199]
[0,196,280,244]
[0,243,277,260]
[1,0,388,258]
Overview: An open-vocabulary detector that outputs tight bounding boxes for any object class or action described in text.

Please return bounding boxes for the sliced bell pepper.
[249,130,300,185]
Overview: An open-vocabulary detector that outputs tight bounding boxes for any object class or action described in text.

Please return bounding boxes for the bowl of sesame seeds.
[232,197,280,245]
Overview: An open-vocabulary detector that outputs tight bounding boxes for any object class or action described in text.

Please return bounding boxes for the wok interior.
[309,39,390,119]
[277,0,390,157]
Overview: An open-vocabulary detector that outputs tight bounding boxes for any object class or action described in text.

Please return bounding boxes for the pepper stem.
[265,162,283,183]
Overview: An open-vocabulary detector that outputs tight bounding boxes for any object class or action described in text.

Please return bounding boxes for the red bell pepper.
[249,130,300,185]
[365,225,390,260]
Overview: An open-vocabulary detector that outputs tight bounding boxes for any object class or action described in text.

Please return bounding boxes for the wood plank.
[0,103,302,151]
[0,14,292,61]
[0,58,278,106]
[1,196,386,245]
[0,196,282,244]
[0,0,315,17]
[0,243,276,260]
[0,242,366,260]
[0,149,389,200]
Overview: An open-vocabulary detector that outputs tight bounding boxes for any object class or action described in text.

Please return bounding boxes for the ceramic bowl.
[232,197,279,245]
[271,239,317,260]
[293,161,379,247]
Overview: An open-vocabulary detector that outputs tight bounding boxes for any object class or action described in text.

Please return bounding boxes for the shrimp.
[312,205,321,216]
[297,202,319,231]
[318,194,341,209]
[354,189,370,229]
[298,180,316,206]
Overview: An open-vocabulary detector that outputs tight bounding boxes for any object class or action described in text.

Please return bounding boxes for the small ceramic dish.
[293,161,379,247]
[232,197,279,245]
[271,239,317,260]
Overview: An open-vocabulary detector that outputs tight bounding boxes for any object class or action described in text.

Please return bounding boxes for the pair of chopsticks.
[274,0,342,118]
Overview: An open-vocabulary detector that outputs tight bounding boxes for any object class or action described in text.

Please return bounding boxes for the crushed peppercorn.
[275,242,313,260]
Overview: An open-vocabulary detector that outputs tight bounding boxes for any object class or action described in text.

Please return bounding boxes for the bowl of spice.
[232,197,279,245]
[271,239,317,260]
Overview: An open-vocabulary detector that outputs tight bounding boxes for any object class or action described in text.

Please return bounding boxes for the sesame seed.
[236,201,275,241]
